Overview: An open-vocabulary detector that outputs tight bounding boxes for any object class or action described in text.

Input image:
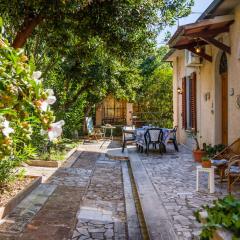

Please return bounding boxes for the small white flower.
[32,71,42,80]
[2,120,14,137]
[48,120,65,141]
[32,71,42,84]
[38,89,56,112]
[46,96,56,105]
[45,89,54,96]
[39,100,49,112]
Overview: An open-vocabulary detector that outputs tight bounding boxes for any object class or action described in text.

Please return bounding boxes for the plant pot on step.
[193,149,206,162]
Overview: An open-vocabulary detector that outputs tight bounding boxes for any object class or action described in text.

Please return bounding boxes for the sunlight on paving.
[78,206,120,222]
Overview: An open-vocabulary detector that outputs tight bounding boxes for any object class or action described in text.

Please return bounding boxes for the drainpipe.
[176,56,180,142]
[197,66,202,147]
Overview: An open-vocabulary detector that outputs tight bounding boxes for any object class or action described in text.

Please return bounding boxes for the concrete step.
[128,149,178,240]
[121,161,143,240]
[105,147,129,160]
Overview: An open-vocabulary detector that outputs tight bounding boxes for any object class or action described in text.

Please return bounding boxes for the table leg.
[210,169,215,193]
[208,172,210,190]
[110,128,113,140]
[196,169,199,191]
[103,128,106,139]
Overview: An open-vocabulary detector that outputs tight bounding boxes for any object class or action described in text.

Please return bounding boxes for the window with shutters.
[182,72,197,131]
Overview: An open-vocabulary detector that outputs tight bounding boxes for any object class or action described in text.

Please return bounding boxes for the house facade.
[165,0,240,148]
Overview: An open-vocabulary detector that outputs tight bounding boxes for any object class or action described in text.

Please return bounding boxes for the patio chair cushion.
[211,159,228,166]
[125,136,135,141]
[229,166,240,174]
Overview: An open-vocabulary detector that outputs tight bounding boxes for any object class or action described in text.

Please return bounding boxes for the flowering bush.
[0,26,63,187]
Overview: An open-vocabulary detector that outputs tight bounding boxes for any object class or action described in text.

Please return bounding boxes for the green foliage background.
[136,46,173,128]
[0,0,194,187]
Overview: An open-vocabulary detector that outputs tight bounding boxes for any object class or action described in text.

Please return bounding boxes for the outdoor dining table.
[101,125,116,140]
[135,126,172,150]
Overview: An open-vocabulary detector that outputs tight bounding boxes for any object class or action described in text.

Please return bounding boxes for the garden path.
[0,141,139,240]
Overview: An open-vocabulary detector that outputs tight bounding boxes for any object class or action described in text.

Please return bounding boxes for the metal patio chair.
[122,125,135,152]
[168,126,179,151]
[144,128,164,155]
[225,155,240,193]
[211,138,240,181]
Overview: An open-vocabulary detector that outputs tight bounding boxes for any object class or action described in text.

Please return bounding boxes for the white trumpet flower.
[2,120,14,137]
[39,89,56,111]
[48,120,65,141]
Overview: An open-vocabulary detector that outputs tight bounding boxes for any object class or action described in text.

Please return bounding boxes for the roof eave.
[197,0,224,20]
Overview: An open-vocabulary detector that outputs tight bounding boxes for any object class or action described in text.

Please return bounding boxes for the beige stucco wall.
[172,4,240,148]
[95,96,133,126]
[95,105,102,126]
[126,103,133,125]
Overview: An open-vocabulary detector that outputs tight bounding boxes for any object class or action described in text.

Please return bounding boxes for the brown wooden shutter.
[190,72,197,131]
[182,77,187,129]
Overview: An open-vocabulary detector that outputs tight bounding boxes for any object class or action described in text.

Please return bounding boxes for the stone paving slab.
[47,168,92,187]
[19,185,85,240]
[0,184,56,235]
[20,166,57,182]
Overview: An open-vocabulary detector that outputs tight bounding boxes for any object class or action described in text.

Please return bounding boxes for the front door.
[221,72,228,145]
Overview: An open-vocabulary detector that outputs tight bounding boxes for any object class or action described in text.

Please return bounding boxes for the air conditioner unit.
[185,50,202,67]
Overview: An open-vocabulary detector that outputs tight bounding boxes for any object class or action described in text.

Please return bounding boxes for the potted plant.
[205,144,226,158]
[187,129,206,162]
[201,156,211,168]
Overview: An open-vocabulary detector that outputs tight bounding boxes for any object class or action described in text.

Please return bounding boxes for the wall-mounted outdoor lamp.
[195,38,201,53]
[177,87,182,94]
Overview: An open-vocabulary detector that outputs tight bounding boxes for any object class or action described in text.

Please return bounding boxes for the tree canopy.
[0,0,193,50]
[135,46,173,128]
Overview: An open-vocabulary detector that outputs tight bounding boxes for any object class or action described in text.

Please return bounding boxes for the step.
[128,150,178,240]
[121,161,142,240]
[106,147,129,160]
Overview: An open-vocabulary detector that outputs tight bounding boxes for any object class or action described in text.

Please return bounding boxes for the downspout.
[197,66,202,147]
[176,56,180,141]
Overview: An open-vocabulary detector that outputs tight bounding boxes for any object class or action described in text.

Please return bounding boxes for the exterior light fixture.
[195,46,201,53]
[195,39,201,53]
[177,87,182,94]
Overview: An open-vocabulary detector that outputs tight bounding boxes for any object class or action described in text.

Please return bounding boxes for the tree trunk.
[12,15,43,49]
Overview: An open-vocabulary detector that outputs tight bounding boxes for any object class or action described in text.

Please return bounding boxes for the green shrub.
[0,20,58,188]
[195,196,240,239]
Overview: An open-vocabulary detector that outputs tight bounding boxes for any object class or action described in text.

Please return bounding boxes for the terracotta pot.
[192,150,206,162]
[202,160,211,168]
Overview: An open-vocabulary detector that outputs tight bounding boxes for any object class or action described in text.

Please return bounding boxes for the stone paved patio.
[137,144,240,240]
[1,140,239,240]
